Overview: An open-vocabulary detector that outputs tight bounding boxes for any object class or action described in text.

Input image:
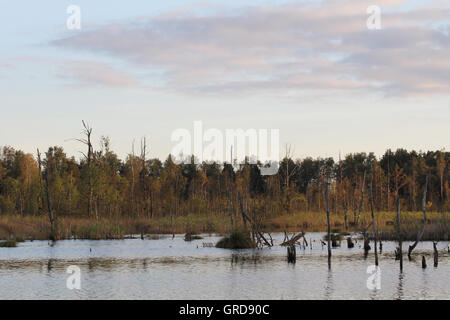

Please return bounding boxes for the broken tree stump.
[433,242,438,267]
[287,245,296,264]
[422,256,427,269]
[395,247,401,261]
[347,237,354,248]
[364,238,371,252]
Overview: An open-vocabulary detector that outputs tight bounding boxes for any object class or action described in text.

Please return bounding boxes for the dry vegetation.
[0,211,447,241]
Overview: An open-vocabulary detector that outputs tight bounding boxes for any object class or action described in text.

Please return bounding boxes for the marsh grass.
[0,210,448,241]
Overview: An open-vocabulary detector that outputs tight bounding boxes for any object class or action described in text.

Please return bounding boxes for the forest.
[0,125,448,240]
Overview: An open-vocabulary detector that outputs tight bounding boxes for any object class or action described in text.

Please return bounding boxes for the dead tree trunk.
[395,197,403,272]
[38,149,56,240]
[238,192,247,230]
[228,147,234,230]
[77,121,94,219]
[239,201,272,247]
[343,200,348,231]
[287,245,296,263]
[422,256,427,268]
[140,137,148,218]
[433,242,438,267]
[386,150,390,211]
[130,140,136,218]
[281,231,306,246]
[355,170,366,225]
[325,173,331,268]
[369,175,378,266]
[408,176,428,260]
[36,149,45,214]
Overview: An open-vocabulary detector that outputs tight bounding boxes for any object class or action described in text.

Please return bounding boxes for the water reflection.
[395,272,404,300]
[324,270,333,300]
[369,288,380,300]
[0,233,448,300]
[419,267,428,299]
[142,258,148,270]
[47,259,54,273]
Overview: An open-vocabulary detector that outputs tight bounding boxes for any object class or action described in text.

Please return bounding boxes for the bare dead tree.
[395,196,403,272]
[283,144,298,188]
[36,149,45,214]
[76,121,94,219]
[325,171,331,268]
[140,137,150,218]
[436,151,445,211]
[238,195,272,247]
[369,172,378,266]
[338,153,349,231]
[393,165,408,272]
[38,149,56,240]
[408,176,428,260]
[355,169,366,225]
[228,146,234,230]
[386,149,390,211]
[130,139,136,217]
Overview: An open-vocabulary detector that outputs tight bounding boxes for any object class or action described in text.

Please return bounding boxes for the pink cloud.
[51,0,450,97]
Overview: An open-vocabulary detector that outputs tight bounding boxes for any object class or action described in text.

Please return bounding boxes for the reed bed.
[0,211,448,241]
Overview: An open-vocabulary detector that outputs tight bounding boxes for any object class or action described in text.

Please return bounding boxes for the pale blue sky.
[0,0,449,161]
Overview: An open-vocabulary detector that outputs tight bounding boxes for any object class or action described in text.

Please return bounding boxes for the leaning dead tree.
[238,192,247,231]
[237,192,272,248]
[280,231,307,246]
[408,176,428,260]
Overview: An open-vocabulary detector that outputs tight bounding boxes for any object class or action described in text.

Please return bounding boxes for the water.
[0,233,448,300]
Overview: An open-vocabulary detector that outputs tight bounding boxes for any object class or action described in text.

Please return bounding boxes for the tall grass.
[0,211,448,240]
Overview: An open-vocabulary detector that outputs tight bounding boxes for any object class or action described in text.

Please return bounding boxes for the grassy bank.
[0,211,448,241]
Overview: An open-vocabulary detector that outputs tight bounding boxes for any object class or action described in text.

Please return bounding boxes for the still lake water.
[0,233,448,300]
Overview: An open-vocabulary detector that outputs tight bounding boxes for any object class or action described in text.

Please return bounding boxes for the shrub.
[216,231,254,249]
[0,240,17,247]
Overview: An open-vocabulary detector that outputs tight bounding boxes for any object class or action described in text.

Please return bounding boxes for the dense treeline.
[0,136,448,227]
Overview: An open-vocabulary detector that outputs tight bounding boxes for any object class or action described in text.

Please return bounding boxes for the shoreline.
[0,211,448,241]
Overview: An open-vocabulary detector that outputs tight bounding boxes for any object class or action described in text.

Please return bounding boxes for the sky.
[0,0,449,162]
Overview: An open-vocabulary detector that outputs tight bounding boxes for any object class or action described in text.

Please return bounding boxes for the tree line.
[0,130,448,227]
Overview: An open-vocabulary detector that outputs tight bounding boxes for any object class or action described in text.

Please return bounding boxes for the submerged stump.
[433,242,438,267]
[287,245,296,264]
[364,239,371,252]
[422,256,427,269]
[346,237,354,249]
